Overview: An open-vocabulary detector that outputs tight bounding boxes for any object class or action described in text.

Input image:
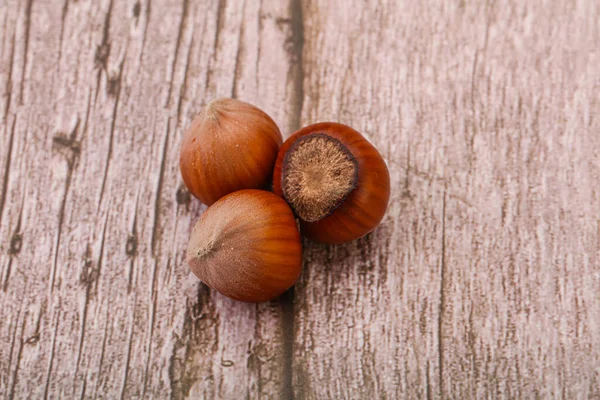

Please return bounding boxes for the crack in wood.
[175,185,191,208]
[79,91,93,144]
[169,286,215,400]
[119,297,138,399]
[72,245,96,394]
[438,190,447,398]
[18,0,33,105]
[137,0,152,68]
[127,192,140,293]
[5,296,23,392]
[3,258,15,293]
[254,0,262,93]
[231,0,246,99]
[141,258,159,398]
[166,0,190,107]
[102,0,113,43]
[8,233,22,256]
[4,31,16,120]
[95,0,113,88]
[43,306,61,400]
[95,40,111,76]
[204,0,227,96]
[79,380,87,400]
[125,234,138,257]
[151,119,171,256]
[106,73,121,97]
[97,57,125,210]
[425,361,432,400]
[287,0,305,135]
[91,311,111,399]
[49,121,81,294]
[281,288,295,400]
[7,308,27,399]
[175,32,194,125]
[0,117,16,231]
[56,0,70,72]
[3,191,24,292]
[133,1,141,20]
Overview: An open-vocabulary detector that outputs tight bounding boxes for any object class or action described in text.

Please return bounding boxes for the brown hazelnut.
[273,122,390,244]
[179,98,283,206]
[186,190,302,302]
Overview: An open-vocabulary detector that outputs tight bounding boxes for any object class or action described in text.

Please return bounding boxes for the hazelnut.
[186,189,302,302]
[179,98,283,205]
[273,122,390,244]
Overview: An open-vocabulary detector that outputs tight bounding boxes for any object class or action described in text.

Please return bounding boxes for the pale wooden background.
[1,0,599,399]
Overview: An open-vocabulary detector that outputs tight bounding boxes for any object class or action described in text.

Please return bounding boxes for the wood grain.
[294,1,600,399]
[0,0,599,399]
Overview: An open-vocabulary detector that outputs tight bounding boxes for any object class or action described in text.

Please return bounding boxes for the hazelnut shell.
[273,122,390,244]
[180,98,283,206]
[186,190,302,302]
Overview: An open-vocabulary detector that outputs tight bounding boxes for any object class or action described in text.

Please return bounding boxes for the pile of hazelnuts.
[180,98,390,302]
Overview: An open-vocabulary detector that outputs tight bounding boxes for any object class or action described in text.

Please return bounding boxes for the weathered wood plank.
[0,0,302,398]
[293,0,600,399]
[171,1,304,398]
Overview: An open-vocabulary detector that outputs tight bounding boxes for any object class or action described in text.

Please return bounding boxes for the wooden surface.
[1,0,599,398]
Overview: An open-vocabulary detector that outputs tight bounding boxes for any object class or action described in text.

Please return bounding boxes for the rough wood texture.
[1,0,599,399]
